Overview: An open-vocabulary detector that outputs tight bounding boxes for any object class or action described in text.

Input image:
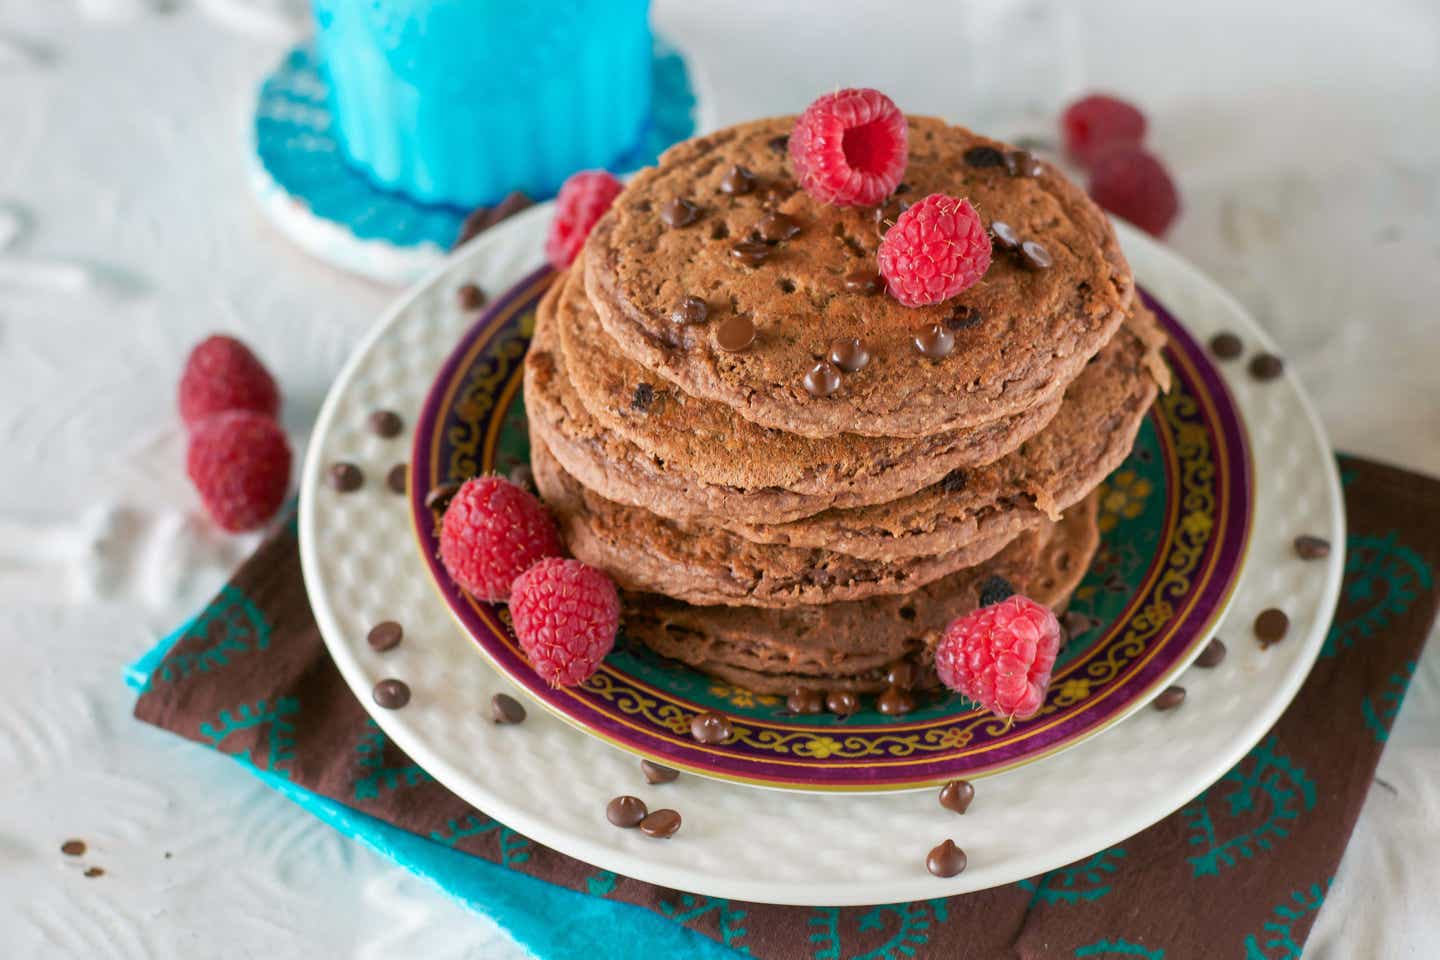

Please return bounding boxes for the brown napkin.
[134,455,1438,958]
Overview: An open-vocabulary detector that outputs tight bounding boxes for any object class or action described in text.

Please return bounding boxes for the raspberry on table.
[186,411,291,532]
[439,476,563,603]
[509,557,620,686]
[1061,93,1148,167]
[877,194,992,307]
[788,88,909,206]
[934,595,1061,722]
[1087,146,1180,237]
[178,335,280,429]
[545,170,624,269]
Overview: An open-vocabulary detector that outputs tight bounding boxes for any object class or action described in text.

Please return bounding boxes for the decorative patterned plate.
[298,209,1343,904]
[408,273,1252,791]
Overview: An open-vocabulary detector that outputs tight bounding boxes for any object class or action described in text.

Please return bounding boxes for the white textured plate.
[298,209,1343,906]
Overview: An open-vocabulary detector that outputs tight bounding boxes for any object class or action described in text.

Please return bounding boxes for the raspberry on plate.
[1087,146,1180,237]
[789,88,908,206]
[545,170,624,269]
[439,475,563,603]
[1061,93,1148,168]
[178,335,280,429]
[877,193,992,307]
[934,595,1061,722]
[509,557,620,686]
[186,410,291,532]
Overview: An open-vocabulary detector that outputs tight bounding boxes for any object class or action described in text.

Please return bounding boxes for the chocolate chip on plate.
[730,239,772,266]
[372,678,410,709]
[719,164,756,196]
[61,839,86,857]
[606,795,648,828]
[1061,610,1100,642]
[386,463,407,495]
[827,337,871,372]
[787,689,824,715]
[368,409,404,438]
[1020,240,1053,270]
[938,779,975,814]
[639,809,682,839]
[659,197,700,228]
[457,283,487,311]
[425,481,462,513]
[803,361,842,398]
[843,269,884,296]
[825,690,859,717]
[963,146,1006,169]
[1153,685,1187,711]
[1209,332,1243,359]
[1249,352,1285,381]
[328,462,363,492]
[83,867,105,879]
[1255,608,1290,647]
[641,759,679,784]
[690,711,733,744]
[926,839,967,878]
[1195,638,1227,668]
[715,315,757,353]
[914,323,955,359]
[990,220,1021,251]
[877,685,915,716]
[756,211,801,243]
[671,296,709,325]
[367,621,403,652]
[491,693,526,725]
[1294,535,1331,560]
[886,660,917,690]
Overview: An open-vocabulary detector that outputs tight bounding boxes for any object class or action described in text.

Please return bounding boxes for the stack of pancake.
[523,116,1168,696]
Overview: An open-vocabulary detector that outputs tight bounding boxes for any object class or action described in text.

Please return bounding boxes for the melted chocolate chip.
[424,481,462,513]
[978,575,1015,607]
[632,382,655,411]
[606,795,647,828]
[719,164,756,195]
[457,283,487,311]
[1209,332,1243,359]
[963,145,1006,168]
[61,839,86,857]
[491,693,526,724]
[1153,685,1187,711]
[1249,352,1285,381]
[756,211,801,243]
[940,469,967,493]
[715,315,757,353]
[786,689,824,714]
[946,305,983,331]
[639,809,682,839]
[372,678,410,709]
[386,463,407,495]
[659,197,700,228]
[1005,150,1043,177]
[328,462,363,492]
[825,690,859,717]
[690,711,733,744]
[367,621,403,652]
[990,220,1021,251]
[877,685,915,716]
[1020,240,1053,270]
[672,296,709,324]
[1255,608,1290,647]
[1195,638,1227,668]
[913,324,955,359]
[926,839,967,878]
[1294,535,1331,560]
[827,337,871,372]
[729,239,772,266]
[368,409,404,438]
[886,660,917,689]
[803,361,842,398]
[938,779,975,814]
[641,759,679,784]
[843,269,885,295]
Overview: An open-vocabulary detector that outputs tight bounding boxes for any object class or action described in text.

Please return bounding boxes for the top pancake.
[583,115,1133,439]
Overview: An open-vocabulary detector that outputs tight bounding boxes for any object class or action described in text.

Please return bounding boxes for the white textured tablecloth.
[2,1,1436,956]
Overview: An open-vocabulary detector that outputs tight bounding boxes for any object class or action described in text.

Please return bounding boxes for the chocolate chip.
[1294,535,1331,560]
[898,606,917,620]
[632,382,655,411]
[453,191,533,248]
[877,685,915,715]
[372,678,410,709]
[491,693,526,724]
[368,409,404,438]
[827,337,871,372]
[83,867,105,879]
[1195,638,1227,668]
[767,134,790,155]
[786,688,824,714]
[606,795,647,828]
[328,462,363,492]
[990,221,1021,251]
[1061,610,1100,641]
[425,481,462,513]
[1209,332,1243,359]
[1255,608,1290,647]
[938,779,975,814]
[671,296,709,324]
[690,711,733,744]
[978,575,1015,607]
[843,269,884,295]
[926,839,967,878]
[1020,240,1053,270]
[715,315,756,353]
[946,305,982,331]
[386,463,407,495]
[963,146,1006,168]
[719,164,756,195]
[1006,149,1043,178]
[61,839,86,857]
[508,464,535,492]
[659,197,700,228]
[914,323,955,359]
[457,283,487,311]
[367,621,403,652]
[1153,685,1187,711]
[1249,352,1284,381]
[639,809,682,839]
[873,197,910,237]
[886,660,917,689]
[893,182,912,195]
[825,690,858,717]
[641,759,679,784]
[940,469,968,493]
[803,361,842,398]
[730,239,772,266]
[756,211,801,243]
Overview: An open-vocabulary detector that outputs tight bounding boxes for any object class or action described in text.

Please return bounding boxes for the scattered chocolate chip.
[453,191,533,248]
[978,575,1015,607]
[659,197,700,228]
[632,382,655,411]
[372,678,411,709]
[719,164,756,196]
[1209,332,1243,359]
[367,621,403,652]
[767,134,790,155]
[914,323,955,359]
[715,315,757,353]
[508,464,535,492]
[990,220,1021,251]
[639,809,682,839]
[671,296,709,324]
[730,239,772,266]
[690,711,733,744]
[803,361,842,398]
[425,481,462,513]
[787,688,824,714]
[887,660,917,689]
[1255,608,1290,647]
[328,462,363,492]
[946,305,982,331]
[368,409,404,438]
[938,779,975,814]
[386,463,407,495]
[61,840,86,857]
[1061,610,1100,641]
[843,269,884,295]
[606,795,648,828]
[1294,535,1331,560]
[825,690,859,717]
[1153,685,1187,711]
[1020,240,1053,270]
[1249,352,1284,381]
[827,337,871,372]
[940,469,968,493]
[756,211,801,243]
[1195,638,1227,668]
[926,839,967,878]
[641,759,679,784]
[877,685,915,715]
[491,693,526,724]
[83,867,105,879]
[1006,149,1043,178]
[457,283,487,311]
[963,145,1006,168]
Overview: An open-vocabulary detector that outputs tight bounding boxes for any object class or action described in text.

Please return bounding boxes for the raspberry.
[186,411,291,532]
[509,557,620,686]
[178,335,280,429]
[877,194,992,307]
[439,475,563,603]
[545,170,623,269]
[1087,147,1180,237]
[1061,94,1147,167]
[935,595,1061,721]
[788,88,908,206]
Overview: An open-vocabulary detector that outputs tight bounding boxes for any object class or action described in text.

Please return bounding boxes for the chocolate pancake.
[583,115,1132,438]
